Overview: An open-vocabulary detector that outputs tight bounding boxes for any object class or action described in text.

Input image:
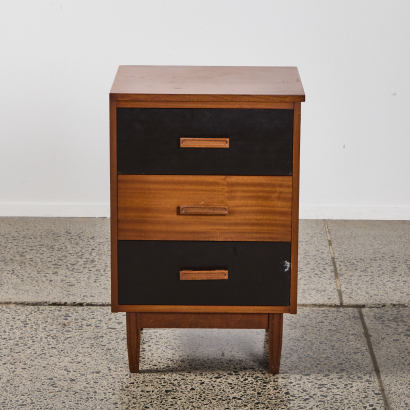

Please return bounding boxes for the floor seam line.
[1,303,409,309]
[0,302,110,307]
[324,220,344,305]
[298,304,409,309]
[358,308,390,410]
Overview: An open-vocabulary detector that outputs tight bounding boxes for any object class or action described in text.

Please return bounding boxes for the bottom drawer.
[118,241,291,306]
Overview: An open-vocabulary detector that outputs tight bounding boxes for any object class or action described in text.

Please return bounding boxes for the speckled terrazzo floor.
[0,218,409,409]
[0,218,110,304]
[327,220,410,306]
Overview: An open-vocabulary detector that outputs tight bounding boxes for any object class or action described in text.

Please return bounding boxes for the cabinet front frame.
[110,98,300,314]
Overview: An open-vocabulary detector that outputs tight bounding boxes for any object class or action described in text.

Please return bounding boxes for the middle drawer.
[118,175,292,242]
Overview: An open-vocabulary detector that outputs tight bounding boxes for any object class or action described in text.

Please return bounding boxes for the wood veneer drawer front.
[118,241,291,306]
[117,108,293,176]
[117,175,292,242]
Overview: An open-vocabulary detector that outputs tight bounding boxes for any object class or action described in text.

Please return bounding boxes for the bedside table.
[110,65,305,374]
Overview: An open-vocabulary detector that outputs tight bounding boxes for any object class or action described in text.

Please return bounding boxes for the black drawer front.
[117,108,293,175]
[118,241,291,306]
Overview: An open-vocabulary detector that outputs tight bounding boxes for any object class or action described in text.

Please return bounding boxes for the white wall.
[1,0,409,219]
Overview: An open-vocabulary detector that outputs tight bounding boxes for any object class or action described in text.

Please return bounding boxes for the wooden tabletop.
[110,65,305,103]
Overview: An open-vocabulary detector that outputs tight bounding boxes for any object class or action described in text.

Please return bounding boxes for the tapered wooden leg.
[126,312,140,373]
[268,313,283,374]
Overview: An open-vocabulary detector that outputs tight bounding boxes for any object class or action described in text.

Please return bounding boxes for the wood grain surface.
[290,102,301,314]
[180,137,229,148]
[116,101,295,109]
[118,175,292,242]
[126,312,140,373]
[110,66,305,103]
[179,270,228,281]
[109,99,119,312]
[139,313,268,329]
[179,205,229,215]
[268,313,283,374]
[118,305,291,314]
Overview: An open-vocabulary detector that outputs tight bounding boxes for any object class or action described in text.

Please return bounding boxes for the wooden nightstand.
[110,66,305,373]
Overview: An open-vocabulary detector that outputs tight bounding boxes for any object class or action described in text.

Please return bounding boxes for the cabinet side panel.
[110,100,119,312]
[290,102,301,314]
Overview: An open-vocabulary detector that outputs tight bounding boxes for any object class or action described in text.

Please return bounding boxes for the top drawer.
[117,108,293,176]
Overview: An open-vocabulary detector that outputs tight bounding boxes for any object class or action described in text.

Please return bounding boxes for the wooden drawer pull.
[180,205,228,215]
[180,270,228,280]
[180,137,229,148]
